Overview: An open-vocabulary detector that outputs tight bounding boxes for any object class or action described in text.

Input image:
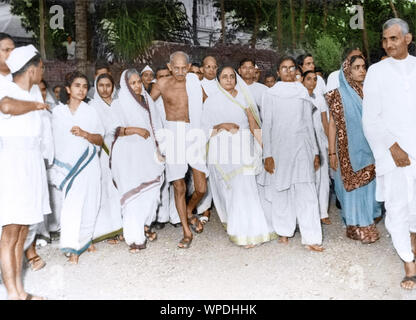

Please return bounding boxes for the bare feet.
[244,244,256,249]
[68,254,79,265]
[21,293,46,300]
[278,236,289,244]
[306,244,325,252]
[87,244,97,252]
[321,218,332,225]
[401,261,416,290]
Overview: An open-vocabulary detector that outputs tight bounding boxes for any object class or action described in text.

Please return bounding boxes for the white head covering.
[255,64,259,70]
[140,65,154,75]
[6,45,39,74]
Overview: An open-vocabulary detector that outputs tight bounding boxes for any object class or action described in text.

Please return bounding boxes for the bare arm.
[328,113,338,170]
[202,88,208,103]
[321,112,329,138]
[0,97,49,116]
[118,127,150,139]
[150,81,162,101]
[71,126,104,146]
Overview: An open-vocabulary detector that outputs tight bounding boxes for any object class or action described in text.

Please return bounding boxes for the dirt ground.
[1,200,416,300]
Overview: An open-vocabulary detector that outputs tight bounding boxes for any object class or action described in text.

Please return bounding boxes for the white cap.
[141,65,154,75]
[6,45,39,74]
[255,64,259,69]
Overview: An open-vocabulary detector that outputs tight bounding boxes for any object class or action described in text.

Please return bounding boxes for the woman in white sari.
[110,69,164,253]
[89,73,123,244]
[202,66,276,248]
[50,71,104,264]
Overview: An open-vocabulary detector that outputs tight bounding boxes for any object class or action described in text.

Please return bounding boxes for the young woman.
[90,73,123,244]
[110,69,164,253]
[326,56,382,244]
[50,71,104,264]
[202,66,275,248]
[302,70,331,225]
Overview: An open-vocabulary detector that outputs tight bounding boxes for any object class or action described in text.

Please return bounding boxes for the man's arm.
[150,81,162,102]
[0,97,49,116]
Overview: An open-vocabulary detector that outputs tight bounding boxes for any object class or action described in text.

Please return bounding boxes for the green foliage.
[310,34,342,75]
[98,0,191,62]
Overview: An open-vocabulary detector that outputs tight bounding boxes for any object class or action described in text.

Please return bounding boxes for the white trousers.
[271,183,322,245]
[378,165,416,262]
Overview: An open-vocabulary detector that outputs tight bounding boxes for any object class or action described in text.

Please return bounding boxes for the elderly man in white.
[363,18,416,290]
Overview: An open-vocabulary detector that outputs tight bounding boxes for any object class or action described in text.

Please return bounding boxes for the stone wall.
[43,41,281,88]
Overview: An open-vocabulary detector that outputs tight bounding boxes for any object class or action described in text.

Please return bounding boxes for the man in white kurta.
[362,19,416,289]
[261,58,323,251]
[0,45,51,300]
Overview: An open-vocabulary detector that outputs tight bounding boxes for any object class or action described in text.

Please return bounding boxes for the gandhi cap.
[6,44,39,74]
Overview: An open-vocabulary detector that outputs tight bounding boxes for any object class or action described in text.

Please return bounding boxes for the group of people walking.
[1,17,416,300]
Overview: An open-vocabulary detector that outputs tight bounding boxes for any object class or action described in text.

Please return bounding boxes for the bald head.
[201,55,218,80]
[169,51,190,65]
[168,51,191,82]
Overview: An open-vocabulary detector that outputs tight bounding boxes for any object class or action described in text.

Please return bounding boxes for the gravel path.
[1,200,416,300]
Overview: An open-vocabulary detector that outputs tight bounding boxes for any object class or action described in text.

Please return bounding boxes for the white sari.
[110,70,164,247]
[202,77,276,246]
[89,79,123,242]
[50,101,104,255]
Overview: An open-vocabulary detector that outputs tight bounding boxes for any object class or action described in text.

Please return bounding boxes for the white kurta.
[247,82,267,114]
[363,55,416,262]
[90,90,123,242]
[0,81,52,228]
[51,102,103,255]
[203,88,275,246]
[260,81,322,245]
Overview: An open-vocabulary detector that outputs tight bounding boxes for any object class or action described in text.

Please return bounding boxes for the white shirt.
[326,70,340,93]
[201,78,218,97]
[363,55,416,176]
[247,81,268,112]
[63,41,76,60]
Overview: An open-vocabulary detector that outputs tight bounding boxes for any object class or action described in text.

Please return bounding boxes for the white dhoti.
[377,163,416,262]
[155,176,180,224]
[162,121,208,183]
[270,183,322,246]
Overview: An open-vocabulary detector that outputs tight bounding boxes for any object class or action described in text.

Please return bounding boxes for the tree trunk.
[251,0,261,49]
[75,0,88,74]
[299,0,308,44]
[220,0,225,44]
[289,0,296,50]
[390,0,399,18]
[39,0,46,60]
[192,0,200,45]
[323,0,328,31]
[276,0,282,50]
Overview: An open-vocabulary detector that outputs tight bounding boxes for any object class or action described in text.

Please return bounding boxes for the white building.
[181,0,221,47]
